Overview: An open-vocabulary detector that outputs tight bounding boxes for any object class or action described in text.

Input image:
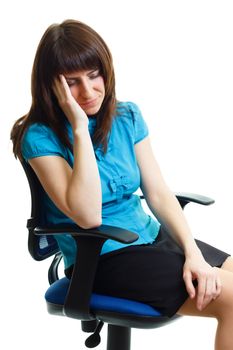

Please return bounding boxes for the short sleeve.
[127,102,149,144]
[21,123,67,162]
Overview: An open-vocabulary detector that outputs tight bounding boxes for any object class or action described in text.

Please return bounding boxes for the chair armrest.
[140,192,215,209]
[34,223,139,244]
[174,192,215,208]
[35,224,138,320]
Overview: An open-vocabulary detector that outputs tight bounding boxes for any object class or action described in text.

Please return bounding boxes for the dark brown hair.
[11,19,117,160]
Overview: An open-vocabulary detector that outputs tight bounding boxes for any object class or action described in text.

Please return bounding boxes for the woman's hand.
[183,252,222,311]
[53,74,88,129]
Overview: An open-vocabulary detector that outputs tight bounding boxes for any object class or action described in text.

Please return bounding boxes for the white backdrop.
[1,0,233,349]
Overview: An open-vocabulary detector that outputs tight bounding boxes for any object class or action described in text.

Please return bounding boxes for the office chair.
[21,160,215,350]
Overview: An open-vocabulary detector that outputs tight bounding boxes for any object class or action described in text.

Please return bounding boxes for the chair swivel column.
[107,325,131,350]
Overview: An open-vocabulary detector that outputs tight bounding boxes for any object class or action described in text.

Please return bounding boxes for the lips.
[80,97,98,108]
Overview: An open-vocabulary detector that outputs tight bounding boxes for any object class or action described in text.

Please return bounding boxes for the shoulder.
[116,101,145,126]
[23,122,57,139]
[116,101,141,118]
[22,122,67,162]
[22,122,62,151]
[115,101,149,144]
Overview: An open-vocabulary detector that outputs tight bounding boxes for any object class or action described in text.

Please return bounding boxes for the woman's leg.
[177,266,233,350]
[221,256,233,273]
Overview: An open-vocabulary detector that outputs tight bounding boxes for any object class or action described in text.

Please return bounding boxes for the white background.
[1,0,233,349]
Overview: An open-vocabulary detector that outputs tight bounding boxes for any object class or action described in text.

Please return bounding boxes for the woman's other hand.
[183,253,222,311]
[53,74,88,129]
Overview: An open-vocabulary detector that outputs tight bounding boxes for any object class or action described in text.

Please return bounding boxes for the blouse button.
[109,179,117,192]
[109,176,130,198]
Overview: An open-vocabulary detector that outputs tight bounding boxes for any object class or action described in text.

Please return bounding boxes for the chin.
[85,105,102,116]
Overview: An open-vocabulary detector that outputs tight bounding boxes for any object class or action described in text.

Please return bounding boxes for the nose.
[80,78,94,99]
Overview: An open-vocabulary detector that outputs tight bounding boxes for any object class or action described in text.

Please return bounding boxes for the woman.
[11,19,233,349]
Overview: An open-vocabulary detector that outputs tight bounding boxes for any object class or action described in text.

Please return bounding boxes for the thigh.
[177,266,233,319]
[95,227,230,317]
[94,243,188,317]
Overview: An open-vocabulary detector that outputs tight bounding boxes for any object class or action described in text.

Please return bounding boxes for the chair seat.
[45,277,181,329]
[45,277,161,317]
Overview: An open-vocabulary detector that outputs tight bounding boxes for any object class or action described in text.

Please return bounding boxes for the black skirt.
[65,227,231,318]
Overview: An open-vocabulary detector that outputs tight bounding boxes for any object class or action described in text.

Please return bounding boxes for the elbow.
[80,217,102,229]
[55,201,102,229]
[66,203,102,229]
[71,214,102,229]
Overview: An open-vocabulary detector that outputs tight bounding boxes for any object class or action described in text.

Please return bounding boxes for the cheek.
[95,76,105,92]
[69,86,79,99]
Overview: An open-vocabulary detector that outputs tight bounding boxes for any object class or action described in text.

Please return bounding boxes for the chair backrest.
[21,160,59,261]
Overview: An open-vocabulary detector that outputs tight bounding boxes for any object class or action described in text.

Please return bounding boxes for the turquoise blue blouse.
[22,101,160,268]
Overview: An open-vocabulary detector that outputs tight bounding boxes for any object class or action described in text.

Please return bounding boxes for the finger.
[53,75,71,102]
[196,276,206,310]
[52,76,62,97]
[56,75,66,88]
[183,270,196,299]
[202,276,215,309]
[208,269,221,301]
[59,75,75,101]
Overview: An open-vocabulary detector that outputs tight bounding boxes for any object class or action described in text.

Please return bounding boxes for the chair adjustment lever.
[85,321,104,348]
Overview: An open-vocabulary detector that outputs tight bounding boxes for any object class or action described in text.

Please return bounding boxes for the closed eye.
[66,78,77,87]
[65,69,101,86]
[88,69,100,79]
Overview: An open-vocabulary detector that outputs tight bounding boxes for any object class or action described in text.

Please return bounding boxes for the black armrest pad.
[34,223,139,244]
[175,192,215,206]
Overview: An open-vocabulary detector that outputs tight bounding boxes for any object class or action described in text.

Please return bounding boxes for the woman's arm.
[28,75,102,229]
[135,136,221,310]
[134,136,199,254]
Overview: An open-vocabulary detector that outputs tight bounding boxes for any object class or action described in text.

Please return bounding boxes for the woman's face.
[64,69,105,116]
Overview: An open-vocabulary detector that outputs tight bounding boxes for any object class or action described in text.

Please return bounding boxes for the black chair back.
[21,160,59,261]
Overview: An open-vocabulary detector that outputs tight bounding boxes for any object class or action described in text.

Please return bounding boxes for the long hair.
[11,19,117,160]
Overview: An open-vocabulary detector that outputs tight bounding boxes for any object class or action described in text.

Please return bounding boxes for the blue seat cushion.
[45,277,161,317]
